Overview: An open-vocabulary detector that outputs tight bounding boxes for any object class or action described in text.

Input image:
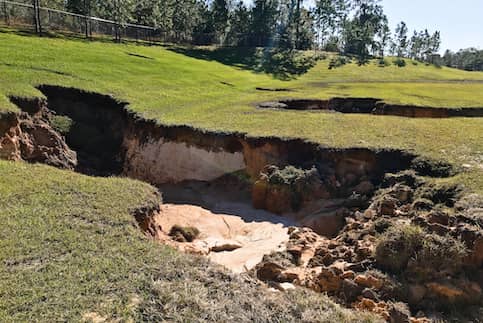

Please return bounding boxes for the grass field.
[1,28,482,192]
[0,28,482,321]
[0,160,378,322]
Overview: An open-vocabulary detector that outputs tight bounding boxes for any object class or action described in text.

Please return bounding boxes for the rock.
[278,268,305,283]
[390,184,413,203]
[255,262,285,282]
[346,260,373,273]
[273,282,296,292]
[374,195,399,216]
[468,237,483,267]
[341,270,356,280]
[426,210,450,226]
[18,115,77,169]
[383,170,420,188]
[388,302,411,323]
[458,227,483,267]
[342,278,364,302]
[353,298,390,321]
[315,266,343,293]
[286,227,322,265]
[208,239,243,252]
[361,288,379,301]
[355,274,383,290]
[252,165,330,214]
[355,239,375,260]
[0,112,77,169]
[408,284,427,305]
[412,198,434,211]
[299,207,348,237]
[427,223,450,235]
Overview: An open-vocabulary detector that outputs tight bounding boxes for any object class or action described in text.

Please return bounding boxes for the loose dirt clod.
[169,225,200,242]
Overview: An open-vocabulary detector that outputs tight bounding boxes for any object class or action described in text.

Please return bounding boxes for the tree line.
[19,0,444,64]
[442,48,483,71]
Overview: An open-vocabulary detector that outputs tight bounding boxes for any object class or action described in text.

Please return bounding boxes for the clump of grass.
[375,225,467,280]
[328,55,351,69]
[169,225,200,242]
[375,225,425,272]
[407,233,467,281]
[377,58,390,67]
[393,58,406,67]
[50,115,73,136]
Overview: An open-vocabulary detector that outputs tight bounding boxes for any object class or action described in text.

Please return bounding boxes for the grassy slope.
[0,160,378,322]
[0,28,481,321]
[1,29,481,193]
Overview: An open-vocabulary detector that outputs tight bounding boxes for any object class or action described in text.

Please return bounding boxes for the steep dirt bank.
[2,84,481,321]
[1,85,459,239]
[258,98,483,118]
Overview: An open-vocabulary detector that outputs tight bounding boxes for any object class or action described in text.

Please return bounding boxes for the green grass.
[0,28,481,188]
[0,27,481,321]
[0,160,379,322]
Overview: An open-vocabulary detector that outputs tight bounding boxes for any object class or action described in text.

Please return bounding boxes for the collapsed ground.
[0,29,482,322]
[1,84,482,322]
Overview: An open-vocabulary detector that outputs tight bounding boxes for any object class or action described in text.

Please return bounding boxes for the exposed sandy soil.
[154,181,295,273]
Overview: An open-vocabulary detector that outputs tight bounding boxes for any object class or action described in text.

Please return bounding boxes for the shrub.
[50,115,73,136]
[255,48,317,80]
[376,225,467,280]
[377,58,390,67]
[328,56,351,69]
[393,58,407,67]
[375,225,425,272]
[169,225,200,242]
[407,234,467,281]
[263,165,323,211]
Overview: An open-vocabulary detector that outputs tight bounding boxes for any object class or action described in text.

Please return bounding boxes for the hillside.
[0,28,482,322]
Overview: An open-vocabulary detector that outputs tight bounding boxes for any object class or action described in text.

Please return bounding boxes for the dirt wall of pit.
[3,86,447,191]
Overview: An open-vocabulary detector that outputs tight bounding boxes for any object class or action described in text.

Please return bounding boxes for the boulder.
[207,239,243,252]
[355,274,384,290]
[342,278,364,302]
[255,262,285,282]
[389,184,413,204]
[299,208,348,237]
[388,302,411,323]
[372,195,399,216]
[315,265,343,293]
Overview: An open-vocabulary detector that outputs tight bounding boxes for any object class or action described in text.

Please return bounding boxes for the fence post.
[32,0,38,33]
[32,0,42,36]
[3,0,8,25]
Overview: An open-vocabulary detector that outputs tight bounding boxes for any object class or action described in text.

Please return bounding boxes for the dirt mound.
[0,108,77,169]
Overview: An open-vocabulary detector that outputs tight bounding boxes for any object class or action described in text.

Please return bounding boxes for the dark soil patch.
[258,98,483,118]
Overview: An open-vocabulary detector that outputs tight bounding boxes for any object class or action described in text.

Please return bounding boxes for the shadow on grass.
[0,26,163,47]
[168,46,317,80]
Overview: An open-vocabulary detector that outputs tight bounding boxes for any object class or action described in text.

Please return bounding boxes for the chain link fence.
[0,0,196,44]
[0,1,291,47]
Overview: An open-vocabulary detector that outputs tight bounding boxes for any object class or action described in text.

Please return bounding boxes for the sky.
[242,0,483,51]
